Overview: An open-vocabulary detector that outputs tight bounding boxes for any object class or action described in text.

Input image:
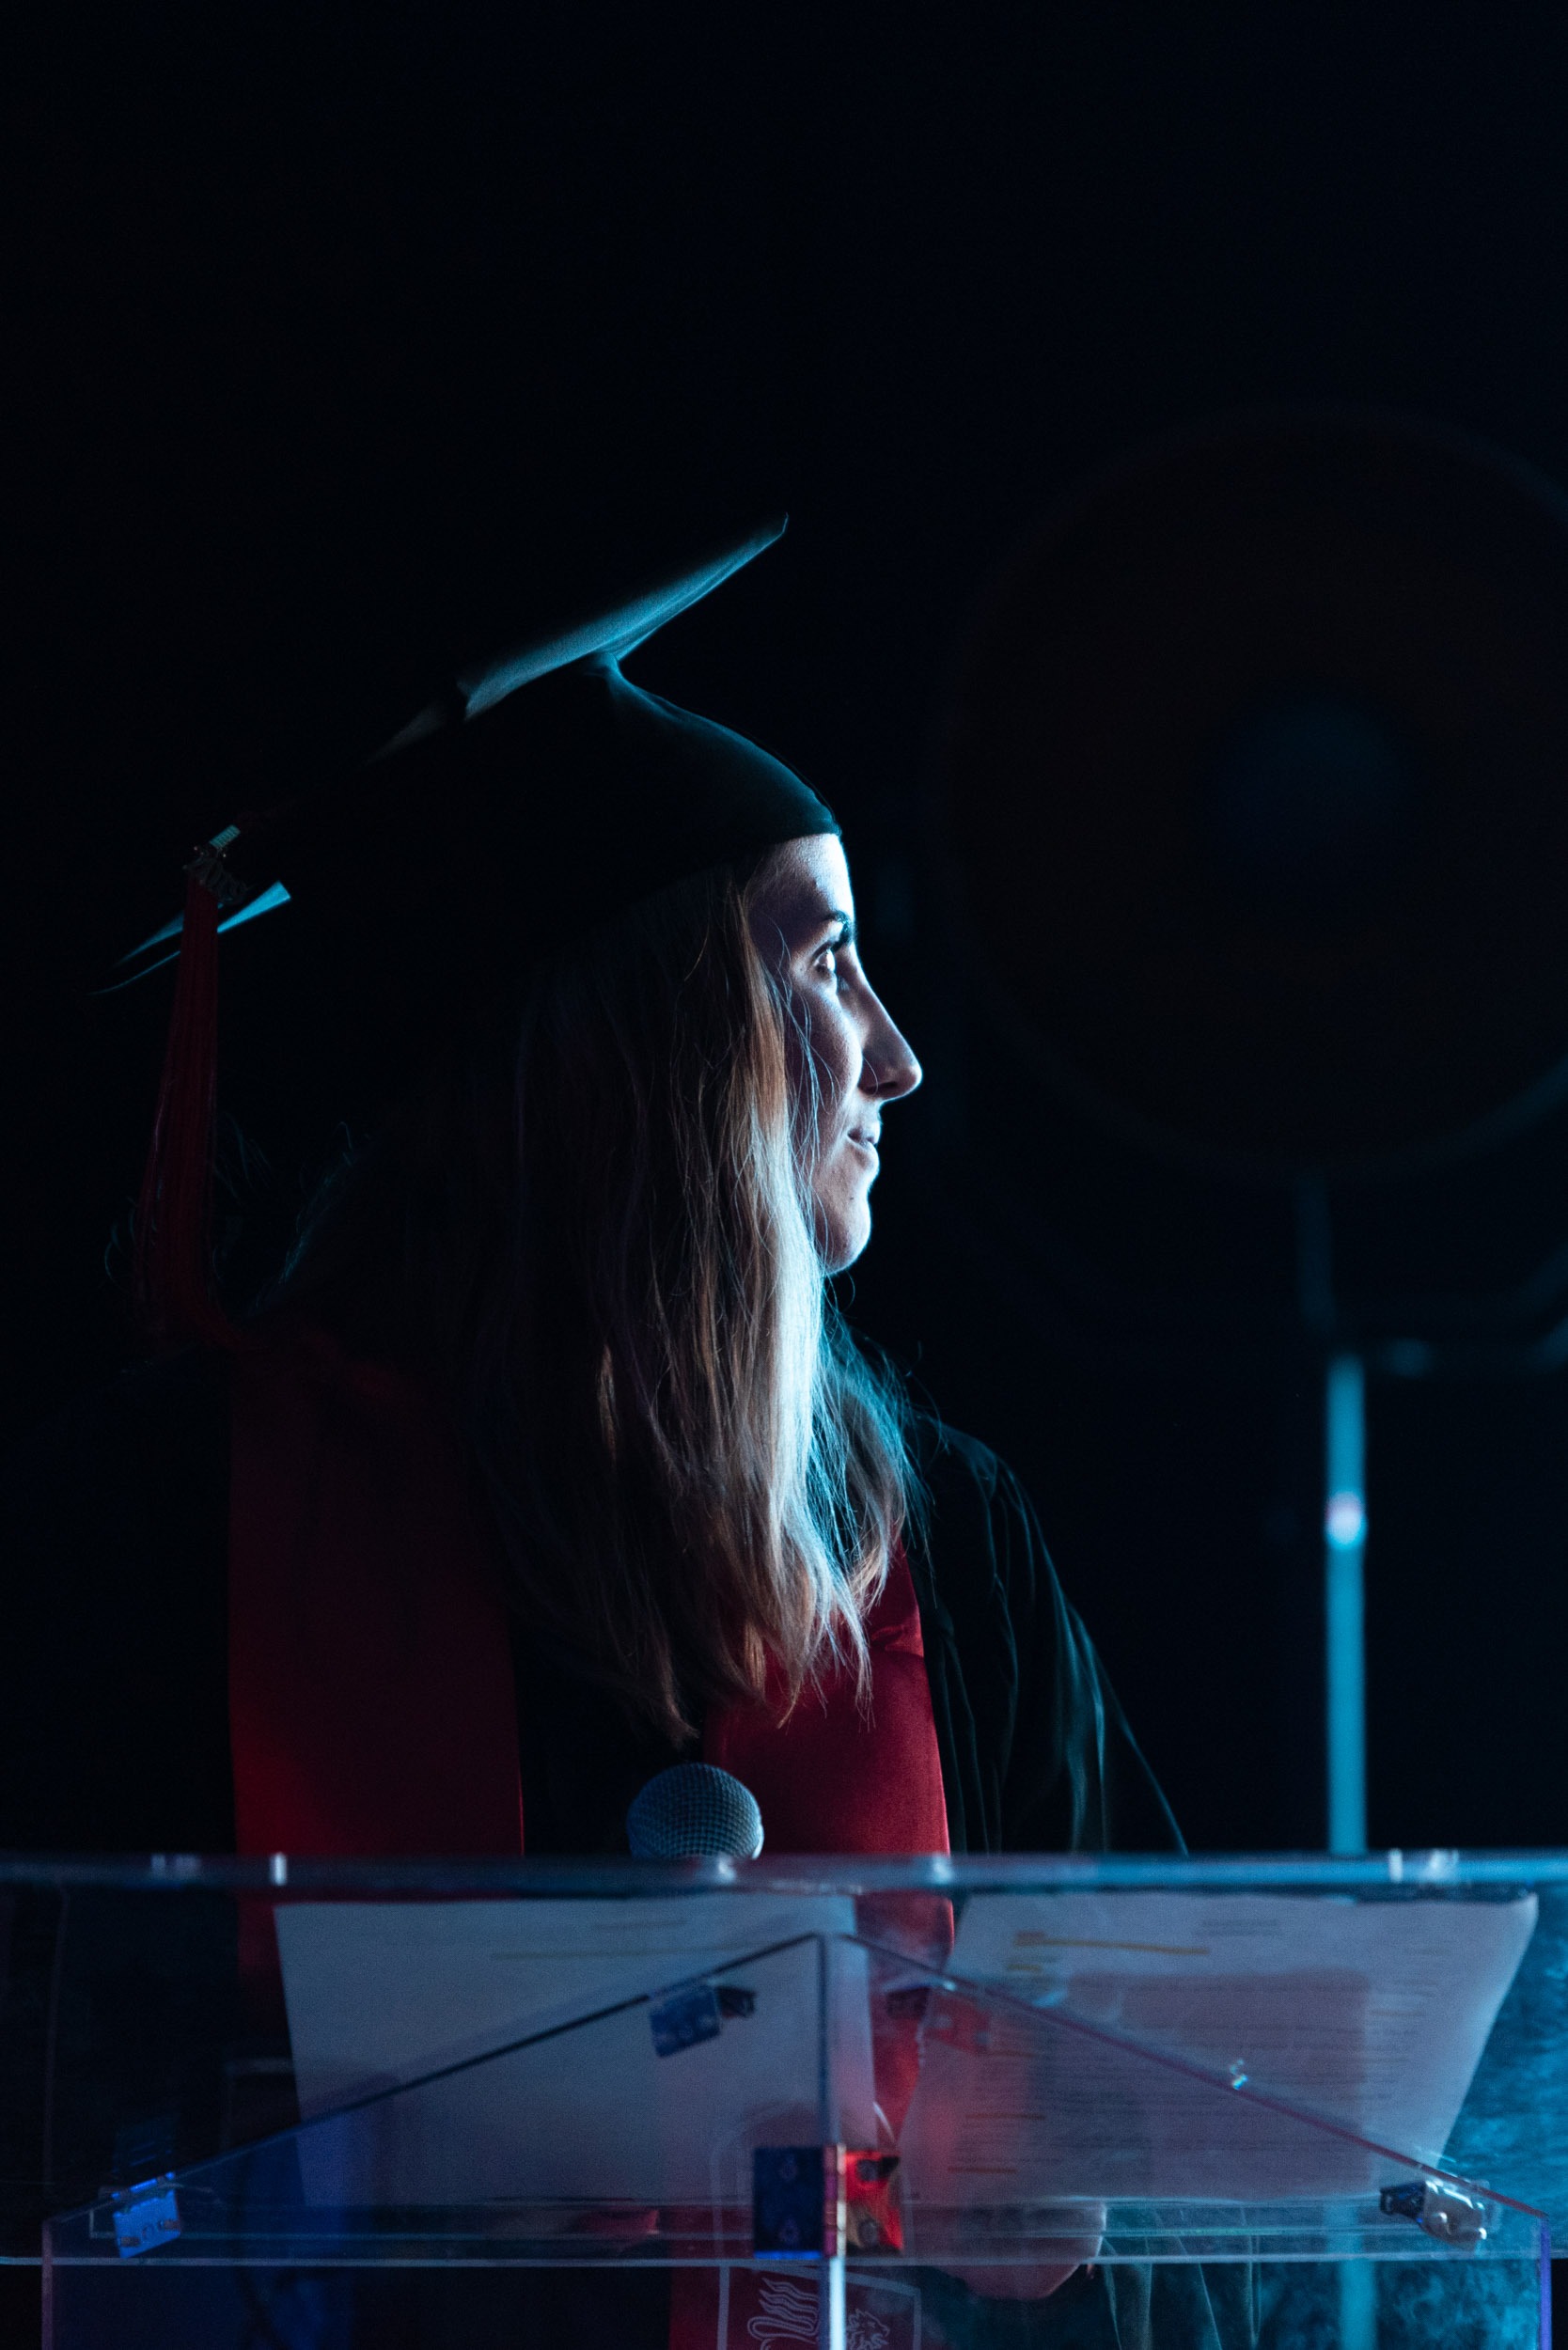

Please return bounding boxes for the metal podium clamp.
[648,1977,757,2057]
[754,2146,839,2260]
[109,2176,181,2258]
[1379,2178,1489,2248]
[104,2114,183,2258]
[754,2150,851,2350]
[844,2153,904,2254]
[752,2148,903,2259]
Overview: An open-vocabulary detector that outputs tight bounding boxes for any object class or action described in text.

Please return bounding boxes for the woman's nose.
[865,1002,922,1100]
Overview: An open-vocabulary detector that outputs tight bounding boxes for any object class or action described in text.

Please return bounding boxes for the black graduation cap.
[128,516,838,1345]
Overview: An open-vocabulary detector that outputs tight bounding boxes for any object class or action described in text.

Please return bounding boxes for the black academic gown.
[0,1348,1180,1859]
[0,1355,1254,2349]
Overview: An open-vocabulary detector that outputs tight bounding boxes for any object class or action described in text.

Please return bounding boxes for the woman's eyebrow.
[816,908,856,944]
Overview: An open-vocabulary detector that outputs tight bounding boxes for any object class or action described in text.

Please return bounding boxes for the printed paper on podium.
[899,1889,1537,2204]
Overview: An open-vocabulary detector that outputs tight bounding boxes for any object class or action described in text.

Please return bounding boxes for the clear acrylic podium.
[5,1852,1563,2346]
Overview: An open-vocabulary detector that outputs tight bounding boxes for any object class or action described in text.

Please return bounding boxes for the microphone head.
[626,1762,765,1859]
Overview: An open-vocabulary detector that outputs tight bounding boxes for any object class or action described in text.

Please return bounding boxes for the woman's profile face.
[747,835,922,1273]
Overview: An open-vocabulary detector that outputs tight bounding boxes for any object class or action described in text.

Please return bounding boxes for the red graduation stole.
[228,1327,525,1859]
[230,1325,950,2349]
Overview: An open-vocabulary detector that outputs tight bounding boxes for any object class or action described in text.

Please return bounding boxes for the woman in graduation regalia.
[0,523,1248,2348]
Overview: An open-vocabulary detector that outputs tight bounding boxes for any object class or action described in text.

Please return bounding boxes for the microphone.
[626,1762,764,1858]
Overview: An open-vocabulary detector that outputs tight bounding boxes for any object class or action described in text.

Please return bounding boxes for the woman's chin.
[819,1199,873,1276]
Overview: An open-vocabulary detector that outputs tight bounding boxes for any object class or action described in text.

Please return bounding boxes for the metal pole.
[1325,1354,1367,1856]
[817,1934,845,2350]
[1338,2256,1376,2349]
[823,2250,846,2350]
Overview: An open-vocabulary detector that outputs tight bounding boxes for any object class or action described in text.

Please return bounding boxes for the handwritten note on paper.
[898,1891,1536,2206]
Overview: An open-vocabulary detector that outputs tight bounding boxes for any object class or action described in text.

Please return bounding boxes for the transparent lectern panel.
[42,1931,1546,2350]
[1448,1876,1568,2231]
[921,1882,1542,2201]
[1,1870,875,2257]
[0,1881,257,2254]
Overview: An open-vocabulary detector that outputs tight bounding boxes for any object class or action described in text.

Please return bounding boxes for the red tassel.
[134,845,246,1351]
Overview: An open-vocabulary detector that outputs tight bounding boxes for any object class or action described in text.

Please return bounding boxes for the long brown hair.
[271,850,917,1742]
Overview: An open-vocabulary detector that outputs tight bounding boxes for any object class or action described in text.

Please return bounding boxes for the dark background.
[8,3,1568,1856]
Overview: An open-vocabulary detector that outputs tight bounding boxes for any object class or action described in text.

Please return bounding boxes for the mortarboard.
[125,515,839,1346]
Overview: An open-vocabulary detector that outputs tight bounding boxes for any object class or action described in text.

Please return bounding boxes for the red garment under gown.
[228,1326,953,2350]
